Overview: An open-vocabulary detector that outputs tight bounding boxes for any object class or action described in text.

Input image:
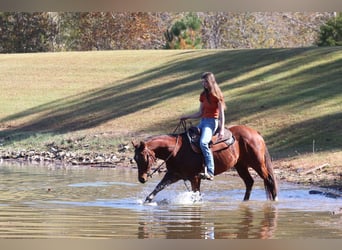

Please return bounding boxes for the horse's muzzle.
[139,176,147,183]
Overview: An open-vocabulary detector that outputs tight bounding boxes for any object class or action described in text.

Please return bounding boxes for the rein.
[147,134,179,178]
[146,120,187,178]
[172,119,187,134]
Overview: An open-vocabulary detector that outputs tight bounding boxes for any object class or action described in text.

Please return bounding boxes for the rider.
[180,72,226,181]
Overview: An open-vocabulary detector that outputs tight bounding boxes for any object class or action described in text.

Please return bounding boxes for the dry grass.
[0,48,341,166]
[274,151,342,191]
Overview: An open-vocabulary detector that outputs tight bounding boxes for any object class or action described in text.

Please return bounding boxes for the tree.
[316,12,342,46]
[0,12,337,52]
[0,12,56,53]
[201,12,334,49]
[164,13,202,49]
[54,12,166,51]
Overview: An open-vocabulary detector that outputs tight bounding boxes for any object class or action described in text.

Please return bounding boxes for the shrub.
[316,12,342,46]
[164,13,202,49]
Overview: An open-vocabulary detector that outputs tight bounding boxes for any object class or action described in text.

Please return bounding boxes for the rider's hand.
[218,130,224,139]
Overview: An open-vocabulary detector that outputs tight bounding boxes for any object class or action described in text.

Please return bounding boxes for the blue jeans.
[198,118,218,176]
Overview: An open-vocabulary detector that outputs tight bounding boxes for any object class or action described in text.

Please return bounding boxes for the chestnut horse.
[132,125,278,203]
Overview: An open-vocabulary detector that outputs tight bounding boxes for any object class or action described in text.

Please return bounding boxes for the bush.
[316,12,342,46]
[164,13,202,49]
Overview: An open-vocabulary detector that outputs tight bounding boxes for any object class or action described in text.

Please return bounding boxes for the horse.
[132,125,278,203]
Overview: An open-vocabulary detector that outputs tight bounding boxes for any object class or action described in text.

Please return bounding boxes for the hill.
[0,48,341,183]
[1,48,341,153]
[1,48,341,190]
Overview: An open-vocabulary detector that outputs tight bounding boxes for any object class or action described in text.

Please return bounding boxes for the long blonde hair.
[201,72,226,110]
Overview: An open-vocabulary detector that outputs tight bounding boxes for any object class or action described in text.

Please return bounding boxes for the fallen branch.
[302,163,330,175]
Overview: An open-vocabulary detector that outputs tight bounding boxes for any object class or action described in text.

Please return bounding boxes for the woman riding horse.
[132,124,278,203]
[180,72,226,181]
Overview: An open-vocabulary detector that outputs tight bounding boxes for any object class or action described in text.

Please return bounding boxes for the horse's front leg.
[145,172,179,203]
[190,175,201,193]
[189,175,202,203]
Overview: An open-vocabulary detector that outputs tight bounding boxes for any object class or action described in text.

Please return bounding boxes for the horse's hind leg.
[235,164,254,201]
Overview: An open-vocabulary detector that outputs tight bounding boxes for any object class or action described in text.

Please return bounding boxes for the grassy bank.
[0,48,341,165]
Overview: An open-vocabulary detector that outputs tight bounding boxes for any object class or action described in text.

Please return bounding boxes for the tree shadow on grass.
[265,112,342,158]
[140,110,341,160]
[0,47,341,154]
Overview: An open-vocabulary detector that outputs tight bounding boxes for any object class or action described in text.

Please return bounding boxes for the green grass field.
[0,48,341,160]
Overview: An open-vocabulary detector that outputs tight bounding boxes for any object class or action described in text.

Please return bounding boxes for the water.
[0,162,341,239]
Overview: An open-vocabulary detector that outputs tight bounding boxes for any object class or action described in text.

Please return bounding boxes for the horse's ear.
[131,140,138,148]
[132,140,146,150]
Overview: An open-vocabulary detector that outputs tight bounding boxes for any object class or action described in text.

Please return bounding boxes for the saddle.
[187,126,235,154]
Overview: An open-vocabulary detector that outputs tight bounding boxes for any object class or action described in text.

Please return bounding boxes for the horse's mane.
[145,133,181,142]
[145,133,184,152]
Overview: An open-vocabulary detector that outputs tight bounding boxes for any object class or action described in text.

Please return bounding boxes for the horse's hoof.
[144,198,152,203]
[191,192,202,203]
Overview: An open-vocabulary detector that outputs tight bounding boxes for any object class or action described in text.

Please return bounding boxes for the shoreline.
[1,147,341,199]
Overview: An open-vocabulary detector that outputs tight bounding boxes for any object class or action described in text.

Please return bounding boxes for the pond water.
[0,162,341,239]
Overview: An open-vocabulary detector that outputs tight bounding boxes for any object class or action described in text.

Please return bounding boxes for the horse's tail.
[264,145,278,201]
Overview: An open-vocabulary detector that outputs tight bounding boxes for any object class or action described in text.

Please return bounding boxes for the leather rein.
[146,121,186,178]
[146,134,179,178]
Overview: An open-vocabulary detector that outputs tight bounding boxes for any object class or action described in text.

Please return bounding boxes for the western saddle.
[186,126,235,154]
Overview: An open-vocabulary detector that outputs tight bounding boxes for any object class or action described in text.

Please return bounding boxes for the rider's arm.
[180,102,203,120]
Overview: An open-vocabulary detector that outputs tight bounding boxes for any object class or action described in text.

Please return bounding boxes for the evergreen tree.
[164,13,202,49]
[316,12,342,46]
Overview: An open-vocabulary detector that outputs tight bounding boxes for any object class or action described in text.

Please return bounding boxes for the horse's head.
[132,140,156,184]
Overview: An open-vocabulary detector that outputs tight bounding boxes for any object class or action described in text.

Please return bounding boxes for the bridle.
[146,134,180,178]
[138,120,186,179]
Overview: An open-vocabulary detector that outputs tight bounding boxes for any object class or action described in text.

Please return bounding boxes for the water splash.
[153,191,203,205]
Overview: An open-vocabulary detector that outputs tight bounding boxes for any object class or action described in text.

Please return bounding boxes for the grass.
[0,48,341,163]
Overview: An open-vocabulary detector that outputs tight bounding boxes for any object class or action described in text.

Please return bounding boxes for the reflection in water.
[234,204,278,239]
[137,203,278,239]
[0,163,341,239]
[138,206,205,239]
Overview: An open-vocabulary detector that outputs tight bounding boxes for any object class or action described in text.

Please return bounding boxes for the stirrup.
[199,172,214,181]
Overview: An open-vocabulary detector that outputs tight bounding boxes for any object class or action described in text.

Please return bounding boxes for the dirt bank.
[273,153,342,197]
[1,145,341,198]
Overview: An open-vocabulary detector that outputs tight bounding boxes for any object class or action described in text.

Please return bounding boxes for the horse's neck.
[147,135,177,160]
